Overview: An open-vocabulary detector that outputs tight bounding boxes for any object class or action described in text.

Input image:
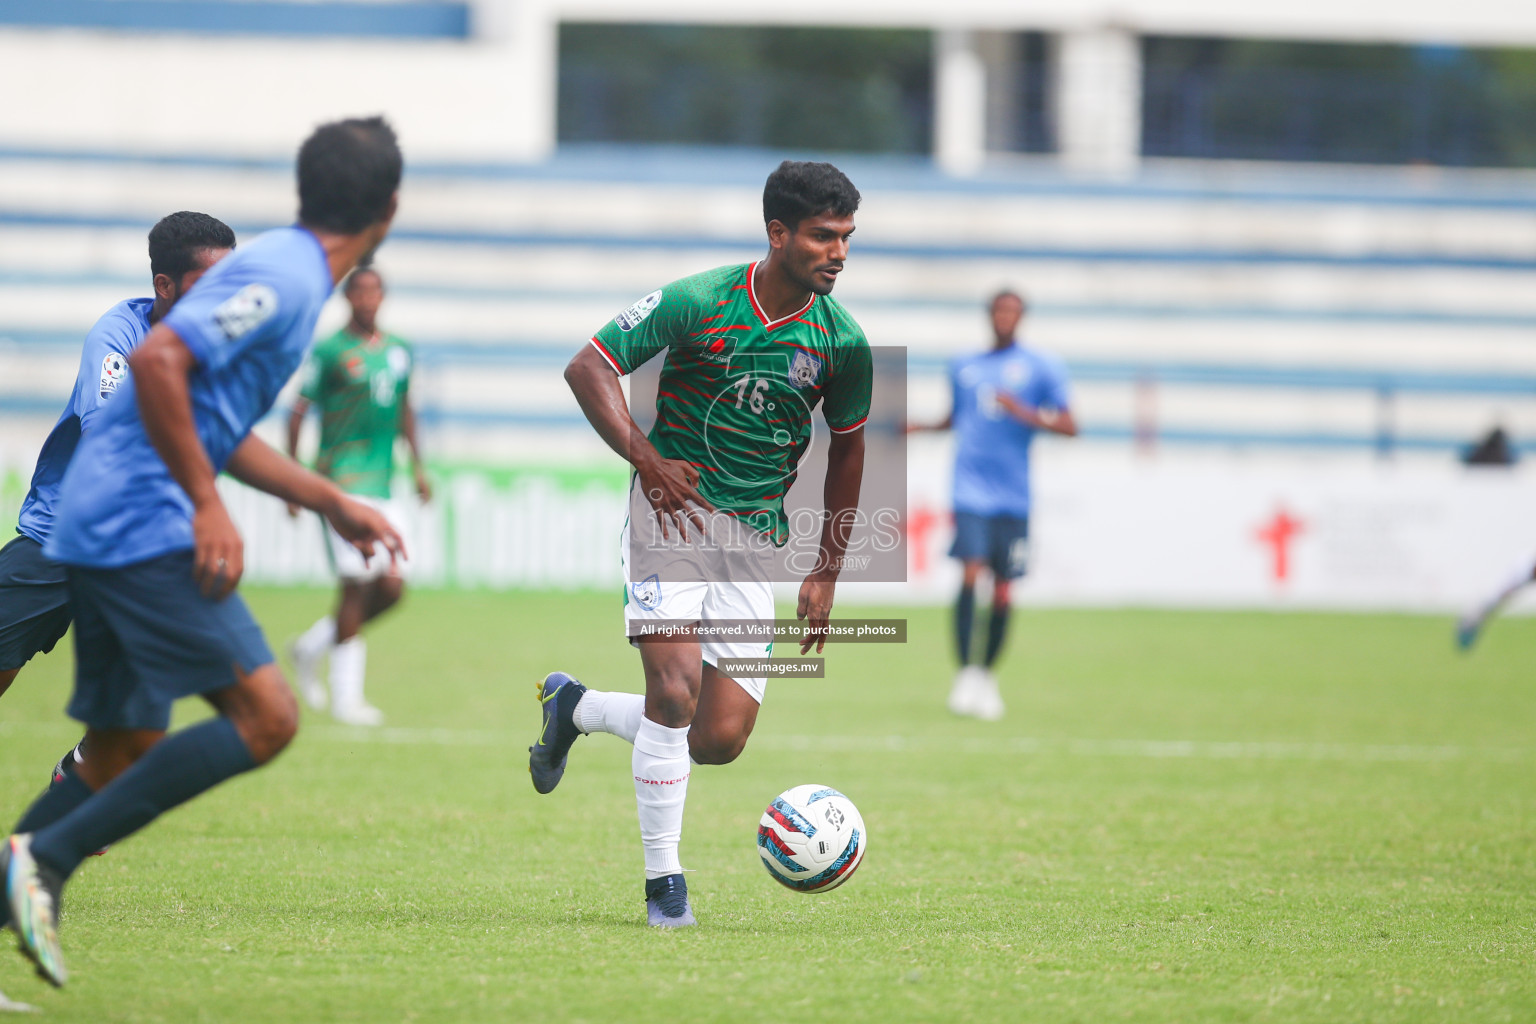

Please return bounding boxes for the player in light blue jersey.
[0,211,232,1012]
[1,118,404,989]
[911,290,1077,720]
[0,213,234,760]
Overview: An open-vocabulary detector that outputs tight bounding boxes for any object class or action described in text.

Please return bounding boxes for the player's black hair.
[762,160,861,232]
[147,211,236,282]
[343,265,384,294]
[991,289,1027,313]
[297,116,402,235]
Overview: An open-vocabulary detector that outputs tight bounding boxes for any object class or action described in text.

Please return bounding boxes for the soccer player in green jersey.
[286,268,429,726]
[529,161,872,927]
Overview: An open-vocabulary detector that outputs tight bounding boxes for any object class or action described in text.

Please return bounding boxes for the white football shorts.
[325,495,412,583]
[619,481,776,704]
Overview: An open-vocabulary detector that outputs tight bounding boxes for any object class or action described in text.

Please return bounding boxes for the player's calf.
[74,728,164,791]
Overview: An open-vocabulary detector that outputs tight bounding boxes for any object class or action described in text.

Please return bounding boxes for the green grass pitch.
[1,590,1534,1022]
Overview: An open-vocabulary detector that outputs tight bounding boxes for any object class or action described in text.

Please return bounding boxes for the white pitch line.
[0,721,1523,764]
[303,725,1523,764]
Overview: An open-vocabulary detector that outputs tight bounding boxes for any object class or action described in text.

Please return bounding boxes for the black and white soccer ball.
[757,784,866,893]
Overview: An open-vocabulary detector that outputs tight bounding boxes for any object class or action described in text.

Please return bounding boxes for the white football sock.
[330,636,368,710]
[574,689,645,744]
[295,615,335,662]
[632,716,690,880]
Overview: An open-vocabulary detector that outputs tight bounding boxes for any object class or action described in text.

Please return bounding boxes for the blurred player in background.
[286,267,428,726]
[0,211,234,767]
[1456,552,1536,650]
[530,161,871,927]
[0,211,232,1011]
[909,290,1076,720]
[1,117,404,987]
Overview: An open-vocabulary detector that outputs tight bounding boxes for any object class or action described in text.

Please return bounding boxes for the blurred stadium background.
[2,0,1536,612]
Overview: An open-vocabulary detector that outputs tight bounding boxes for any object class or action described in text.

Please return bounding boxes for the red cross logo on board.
[904,504,941,577]
[1254,506,1305,583]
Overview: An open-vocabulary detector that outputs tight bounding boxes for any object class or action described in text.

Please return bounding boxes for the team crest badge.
[386,346,411,378]
[631,574,662,610]
[787,349,823,390]
[99,351,129,399]
[212,283,278,341]
[615,290,663,332]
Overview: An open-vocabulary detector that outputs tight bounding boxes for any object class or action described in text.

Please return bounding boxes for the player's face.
[991,296,1024,340]
[179,247,229,294]
[783,212,855,296]
[346,272,385,328]
[159,246,232,308]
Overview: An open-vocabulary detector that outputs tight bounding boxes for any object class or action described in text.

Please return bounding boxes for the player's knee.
[646,680,697,728]
[374,577,404,611]
[992,583,1011,607]
[251,692,299,764]
[689,729,746,765]
[236,669,300,764]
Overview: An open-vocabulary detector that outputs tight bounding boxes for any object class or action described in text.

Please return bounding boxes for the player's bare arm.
[798,427,865,654]
[399,392,432,502]
[131,323,242,598]
[995,392,1078,436]
[564,344,714,539]
[284,396,311,518]
[224,435,405,568]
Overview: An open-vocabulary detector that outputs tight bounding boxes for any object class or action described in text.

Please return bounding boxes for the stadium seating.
[3,145,1534,473]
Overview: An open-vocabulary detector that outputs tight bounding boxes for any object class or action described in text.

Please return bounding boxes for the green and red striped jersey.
[591,262,872,543]
[300,328,413,499]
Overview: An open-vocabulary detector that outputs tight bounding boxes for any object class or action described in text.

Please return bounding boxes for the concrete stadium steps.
[2,148,1536,463]
[6,153,1536,257]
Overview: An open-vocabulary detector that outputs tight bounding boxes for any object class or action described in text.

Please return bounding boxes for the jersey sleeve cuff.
[589,337,625,375]
[828,415,868,434]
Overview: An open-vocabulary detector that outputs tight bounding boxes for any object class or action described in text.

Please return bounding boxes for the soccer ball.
[757,784,866,893]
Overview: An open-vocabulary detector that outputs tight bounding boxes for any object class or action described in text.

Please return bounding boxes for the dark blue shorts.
[950,512,1031,580]
[66,550,274,731]
[0,534,72,671]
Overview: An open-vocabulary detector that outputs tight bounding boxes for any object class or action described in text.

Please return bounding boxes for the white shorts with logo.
[325,496,411,582]
[619,484,775,705]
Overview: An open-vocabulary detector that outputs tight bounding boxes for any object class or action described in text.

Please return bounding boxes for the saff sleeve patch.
[614,290,662,332]
[212,283,280,341]
[99,351,129,400]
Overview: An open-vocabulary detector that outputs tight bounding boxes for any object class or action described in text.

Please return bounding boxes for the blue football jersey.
[949,342,1072,518]
[17,297,154,546]
[46,227,333,568]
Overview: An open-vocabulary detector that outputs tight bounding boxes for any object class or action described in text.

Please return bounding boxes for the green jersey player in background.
[530,161,872,927]
[286,267,430,726]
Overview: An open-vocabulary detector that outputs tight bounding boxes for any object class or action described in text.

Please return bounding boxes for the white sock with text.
[632,716,690,879]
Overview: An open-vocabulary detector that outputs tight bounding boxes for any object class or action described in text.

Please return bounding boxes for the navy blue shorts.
[0,534,72,671]
[950,512,1031,580]
[66,550,274,731]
